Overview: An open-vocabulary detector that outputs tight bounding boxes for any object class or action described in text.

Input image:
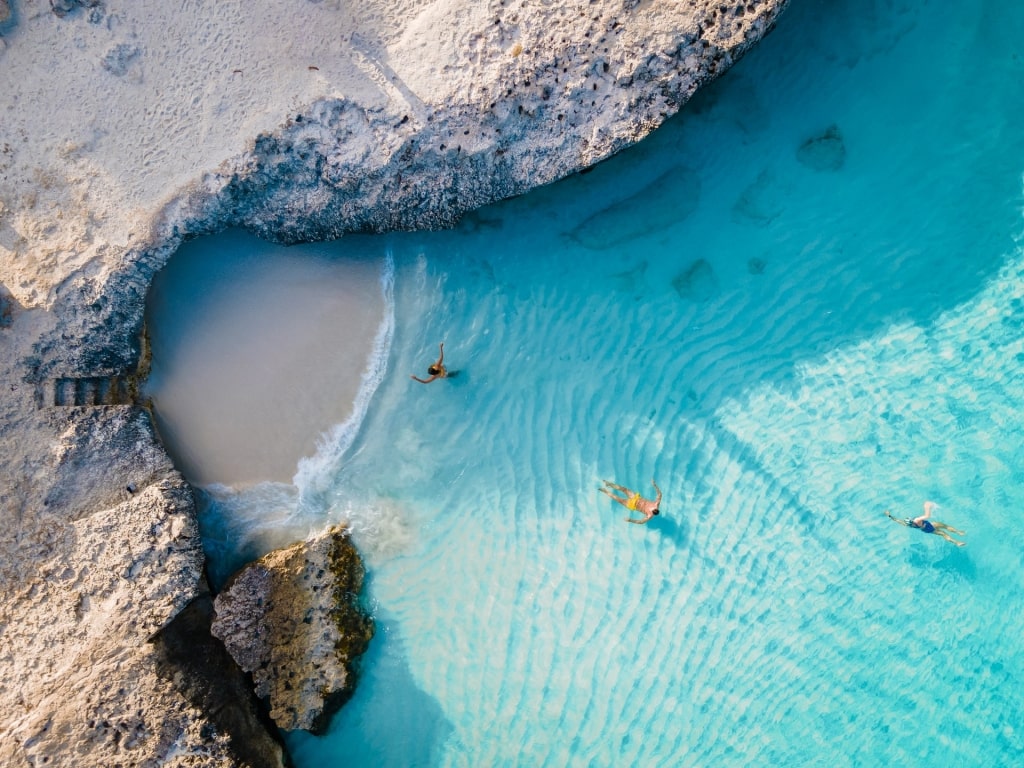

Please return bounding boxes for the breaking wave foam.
[293,249,396,503]
[196,250,397,585]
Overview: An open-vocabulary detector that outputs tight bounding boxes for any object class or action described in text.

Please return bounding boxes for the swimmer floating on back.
[411,342,448,384]
[885,500,965,547]
[600,479,662,524]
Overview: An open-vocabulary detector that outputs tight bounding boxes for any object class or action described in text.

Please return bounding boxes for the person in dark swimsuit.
[600,479,662,524]
[411,342,448,384]
[885,501,965,546]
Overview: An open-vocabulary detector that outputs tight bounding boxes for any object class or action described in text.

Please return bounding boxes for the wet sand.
[144,230,387,487]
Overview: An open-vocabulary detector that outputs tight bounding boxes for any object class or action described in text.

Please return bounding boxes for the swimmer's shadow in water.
[648,514,686,546]
[443,370,468,387]
[907,544,976,581]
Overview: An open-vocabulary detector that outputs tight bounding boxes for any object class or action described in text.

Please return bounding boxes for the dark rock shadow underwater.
[568,165,702,250]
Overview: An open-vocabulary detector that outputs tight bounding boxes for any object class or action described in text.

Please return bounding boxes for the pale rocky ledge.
[0,0,788,764]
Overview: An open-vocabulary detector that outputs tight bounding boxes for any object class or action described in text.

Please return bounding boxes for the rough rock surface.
[152,588,287,768]
[0,0,789,765]
[212,524,373,734]
[0,402,277,766]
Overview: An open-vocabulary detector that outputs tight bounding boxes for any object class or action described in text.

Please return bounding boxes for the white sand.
[0,0,759,309]
[0,0,473,305]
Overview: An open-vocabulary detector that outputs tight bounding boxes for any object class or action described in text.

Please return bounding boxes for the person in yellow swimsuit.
[411,342,448,384]
[600,479,662,524]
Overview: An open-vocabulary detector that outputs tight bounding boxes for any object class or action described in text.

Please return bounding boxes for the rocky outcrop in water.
[211,524,373,734]
[0,1,789,764]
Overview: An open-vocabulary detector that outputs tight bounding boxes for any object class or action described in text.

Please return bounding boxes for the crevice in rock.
[151,582,291,768]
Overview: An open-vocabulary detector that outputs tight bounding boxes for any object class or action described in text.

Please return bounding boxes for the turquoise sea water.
[150,0,1024,765]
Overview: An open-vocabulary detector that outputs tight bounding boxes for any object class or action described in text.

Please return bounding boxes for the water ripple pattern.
[220,0,1024,765]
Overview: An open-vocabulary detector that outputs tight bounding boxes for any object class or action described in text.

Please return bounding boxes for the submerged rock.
[569,166,701,249]
[733,168,787,224]
[211,524,374,734]
[797,124,846,171]
[672,258,718,302]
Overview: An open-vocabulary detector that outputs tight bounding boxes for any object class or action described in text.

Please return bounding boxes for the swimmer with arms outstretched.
[886,500,965,546]
[411,342,447,384]
[600,479,662,524]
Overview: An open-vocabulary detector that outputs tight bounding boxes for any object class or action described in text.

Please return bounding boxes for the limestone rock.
[50,0,76,16]
[0,282,14,327]
[50,0,100,18]
[212,524,374,734]
[152,588,287,768]
[101,43,143,77]
[0,397,281,766]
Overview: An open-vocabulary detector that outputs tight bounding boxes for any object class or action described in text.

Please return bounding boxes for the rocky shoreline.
[0,1,788,764]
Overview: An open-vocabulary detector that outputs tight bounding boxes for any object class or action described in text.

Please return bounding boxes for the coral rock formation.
[212,524,374,734]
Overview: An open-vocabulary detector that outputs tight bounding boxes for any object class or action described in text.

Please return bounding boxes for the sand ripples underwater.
[155,0,1024,764]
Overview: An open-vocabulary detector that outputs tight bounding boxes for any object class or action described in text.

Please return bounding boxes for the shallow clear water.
[151,0,1024,764]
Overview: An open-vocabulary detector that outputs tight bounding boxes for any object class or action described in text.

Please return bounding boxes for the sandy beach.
[1,1,398,304]
[144,230,388,487]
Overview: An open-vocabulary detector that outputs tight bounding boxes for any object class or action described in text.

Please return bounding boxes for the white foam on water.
[196,481,304,587]
[293,250,396,503]
[147,236,400,581]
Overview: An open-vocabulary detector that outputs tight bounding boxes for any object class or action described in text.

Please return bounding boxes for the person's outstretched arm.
[885,510,908,526]
[437,342,445,366]
[913,501,936,525]
[651,479,662,506]
[411,373,439,384]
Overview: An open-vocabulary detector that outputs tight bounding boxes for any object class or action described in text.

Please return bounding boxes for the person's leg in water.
[933,528,966,546]
[601,480,630,494]
[599,481,630,505]
[933,521,966,535]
